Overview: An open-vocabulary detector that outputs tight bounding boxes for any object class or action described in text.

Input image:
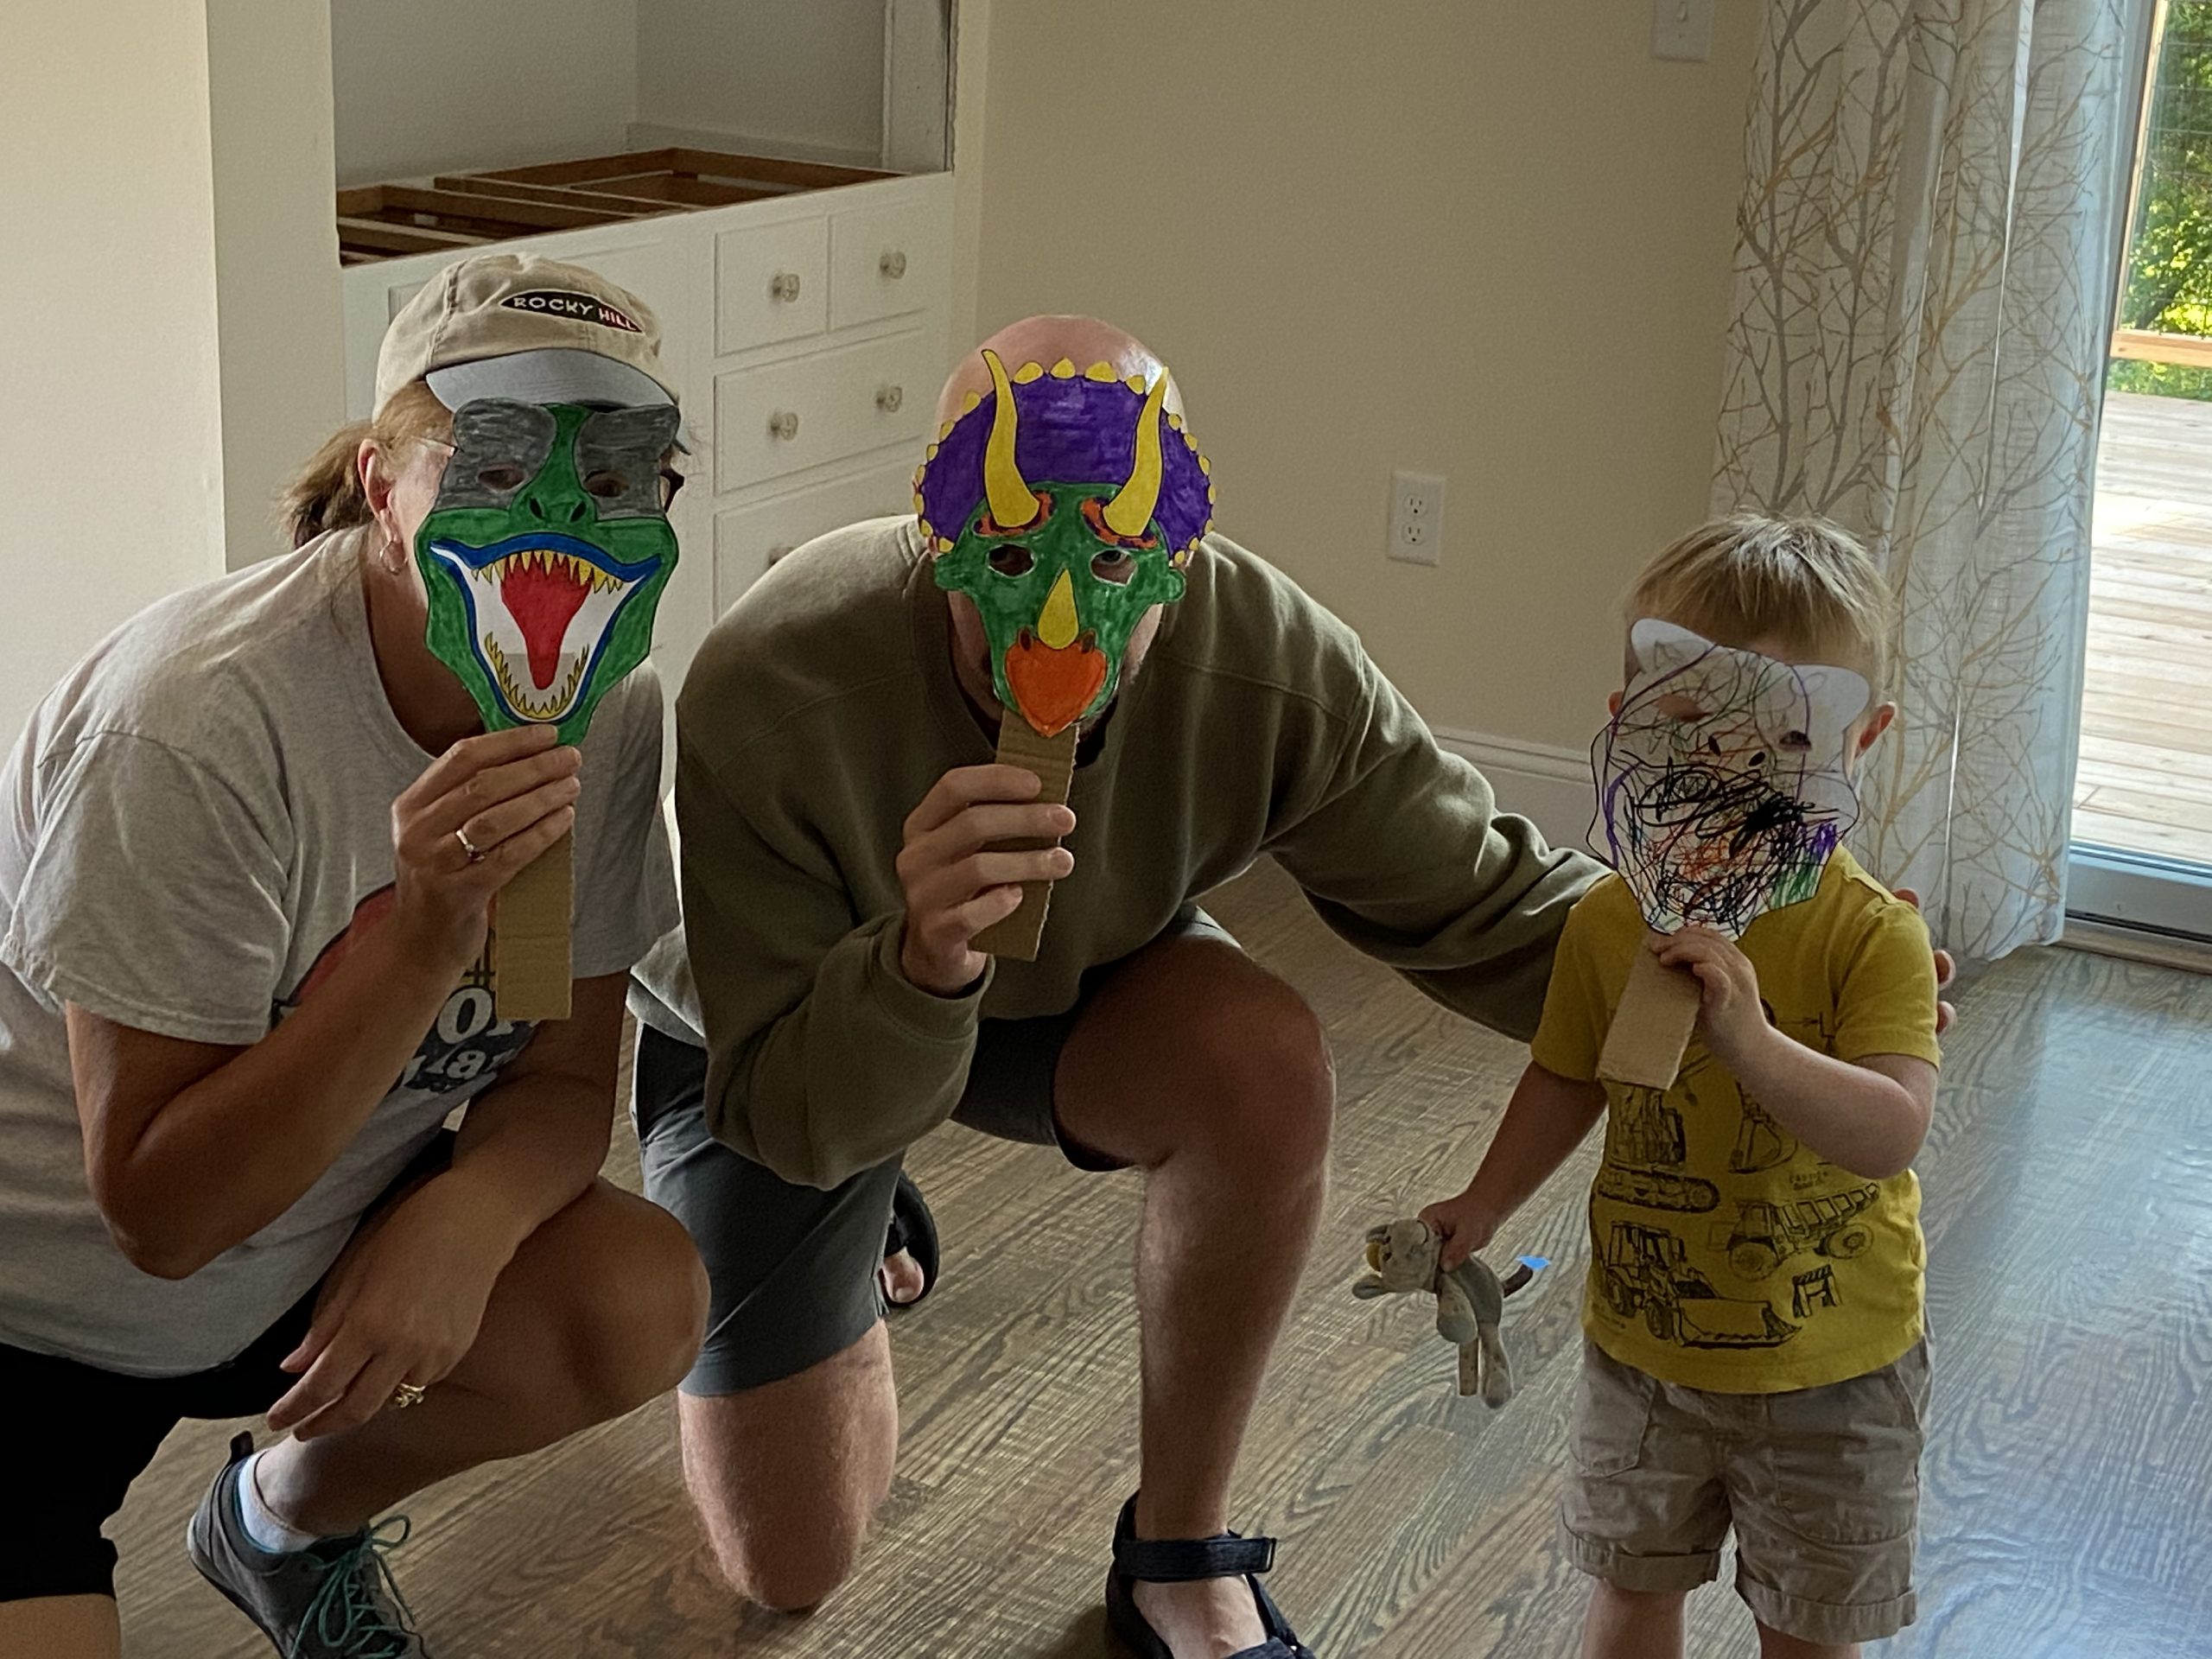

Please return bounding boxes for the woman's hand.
[390,725,582,974]
[266,1179,507,1440]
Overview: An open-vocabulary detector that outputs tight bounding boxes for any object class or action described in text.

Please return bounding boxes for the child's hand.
[1653,925,1774,1066]
[1418,1192,1498,1272]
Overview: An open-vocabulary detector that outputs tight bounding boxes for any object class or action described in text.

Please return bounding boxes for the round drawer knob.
[880,250,908,280]
[876,384,905,413]
[769,271,803,302]
[767,410,801,441]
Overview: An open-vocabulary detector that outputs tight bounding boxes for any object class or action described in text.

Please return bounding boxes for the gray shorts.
[632,908,1234,1395]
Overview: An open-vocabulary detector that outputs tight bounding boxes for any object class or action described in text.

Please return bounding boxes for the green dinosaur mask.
[918,352,1214,737]
[415,398,680,744]
[931,481,1188,736]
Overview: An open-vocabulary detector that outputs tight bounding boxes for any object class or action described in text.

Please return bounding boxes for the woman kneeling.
[0,256,709,1658]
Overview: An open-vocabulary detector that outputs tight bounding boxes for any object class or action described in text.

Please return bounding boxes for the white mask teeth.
[484,636,591,722]
[431,539,649,723]
[478,546,631,597]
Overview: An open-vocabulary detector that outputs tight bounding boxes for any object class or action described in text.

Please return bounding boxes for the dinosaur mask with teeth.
[915,350,1214,737]
[415,398,680,744]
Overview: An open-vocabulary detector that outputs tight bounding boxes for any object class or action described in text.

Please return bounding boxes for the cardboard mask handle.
[970,707,1080,963]
[493,830,573,1021]
[1596,936,1702,1089]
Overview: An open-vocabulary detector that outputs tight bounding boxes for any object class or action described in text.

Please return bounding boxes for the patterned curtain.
[1713,0,2136,959]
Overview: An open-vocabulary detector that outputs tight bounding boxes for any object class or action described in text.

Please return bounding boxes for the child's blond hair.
[1626,512,1895,696]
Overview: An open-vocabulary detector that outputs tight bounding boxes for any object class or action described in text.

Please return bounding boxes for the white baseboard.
[1432,728,1596,856]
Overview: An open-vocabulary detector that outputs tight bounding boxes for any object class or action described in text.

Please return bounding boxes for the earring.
[378,532,406,575]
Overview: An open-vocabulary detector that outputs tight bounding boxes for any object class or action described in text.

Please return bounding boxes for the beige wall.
[635,0,885,163]
[210,0,348,569]
[965,1,1756,754]
[2,2,229,738]
[330,0,640,184]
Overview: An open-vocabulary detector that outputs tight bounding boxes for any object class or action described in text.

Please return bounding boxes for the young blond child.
[1423,514,1942,1659]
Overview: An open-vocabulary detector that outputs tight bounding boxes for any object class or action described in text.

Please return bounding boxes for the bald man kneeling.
[626,316,1594,1659]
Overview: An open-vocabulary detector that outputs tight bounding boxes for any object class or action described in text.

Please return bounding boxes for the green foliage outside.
[2110,4,2212,402]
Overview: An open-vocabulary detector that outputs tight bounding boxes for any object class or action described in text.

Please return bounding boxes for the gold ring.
[454,827,484,863]
[389,1381,429,1411]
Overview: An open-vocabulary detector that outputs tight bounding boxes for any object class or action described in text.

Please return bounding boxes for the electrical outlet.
[1388,470,1446,566]
[1651,0,1715,61]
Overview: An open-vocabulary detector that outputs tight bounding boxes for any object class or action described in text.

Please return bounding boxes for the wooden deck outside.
[2081,389,2212,868]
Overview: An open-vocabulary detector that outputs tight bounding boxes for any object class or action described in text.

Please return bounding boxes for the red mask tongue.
[499,556,591,689]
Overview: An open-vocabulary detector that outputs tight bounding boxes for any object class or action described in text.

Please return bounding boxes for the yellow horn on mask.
[981,349,1041,530]
[1101,372,1167,540]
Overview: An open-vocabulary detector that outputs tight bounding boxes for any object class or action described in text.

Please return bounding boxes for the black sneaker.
[186,1433,430,1657]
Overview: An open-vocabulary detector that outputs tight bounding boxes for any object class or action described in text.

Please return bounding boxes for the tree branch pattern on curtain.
[1714,0,2133,959]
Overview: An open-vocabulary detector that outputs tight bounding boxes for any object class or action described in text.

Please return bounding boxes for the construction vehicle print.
[1720,1185,1880,1281]
[1595,1166,1719,1212]
[1791,1266,1840,1318]
[1730,1099,1798,1173]
[1599,1223,1798,1349]
[1609,1087,1686,1168]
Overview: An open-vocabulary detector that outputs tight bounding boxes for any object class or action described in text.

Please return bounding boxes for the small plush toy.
[1351,1218,1535,1408]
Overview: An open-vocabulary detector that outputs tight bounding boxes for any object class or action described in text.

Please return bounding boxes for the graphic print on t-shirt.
[278,887,536,1095]
[1588,1041,1911,1358]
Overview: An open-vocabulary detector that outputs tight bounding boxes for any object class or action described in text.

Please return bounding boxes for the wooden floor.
[111,864,2212,1657]
[2082,391,2212,868]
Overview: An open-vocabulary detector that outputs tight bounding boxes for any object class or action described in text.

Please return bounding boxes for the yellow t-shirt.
[1531,849,1942,1393]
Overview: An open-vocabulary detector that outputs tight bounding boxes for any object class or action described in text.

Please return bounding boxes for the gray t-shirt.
[0,529,677,1376]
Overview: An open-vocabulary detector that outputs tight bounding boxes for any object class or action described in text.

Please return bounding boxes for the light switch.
[1652,0,1715,61]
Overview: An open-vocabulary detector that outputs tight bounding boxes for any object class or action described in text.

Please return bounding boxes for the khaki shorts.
[1561,1338,1930,1646]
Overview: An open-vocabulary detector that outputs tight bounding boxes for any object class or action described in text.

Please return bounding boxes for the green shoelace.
[290,1516,423,1659]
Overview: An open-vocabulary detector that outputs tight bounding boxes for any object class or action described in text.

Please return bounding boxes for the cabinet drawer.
[830,197,948,330]
[712,461,919,613]
[714,331,937,492]
[715,216,829,355]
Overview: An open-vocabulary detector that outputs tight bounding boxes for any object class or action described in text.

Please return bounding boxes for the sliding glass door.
[2076,0,2212,941]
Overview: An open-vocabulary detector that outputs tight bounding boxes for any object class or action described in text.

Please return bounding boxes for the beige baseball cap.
[375,251,679,416]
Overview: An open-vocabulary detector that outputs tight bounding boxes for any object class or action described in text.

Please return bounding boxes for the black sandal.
[881,1172,939,1310]
[1104,1492,1315,1659]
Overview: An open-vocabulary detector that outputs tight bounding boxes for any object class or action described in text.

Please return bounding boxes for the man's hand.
[1652,925,1773,1071]
[894,764,1076,995]
[1892,887,1959,1034]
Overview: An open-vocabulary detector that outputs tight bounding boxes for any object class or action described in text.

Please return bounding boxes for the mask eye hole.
[1090,550,1137,585]
[988,544,1034,577]
[1778,729,1812,751]
[477,464,528,493]
[583,469,629,500]
[1078,493,1160,550]
[1654,693,1707,721]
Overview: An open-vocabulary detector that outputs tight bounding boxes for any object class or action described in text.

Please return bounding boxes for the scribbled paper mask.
[416,399,680,744]
[916,350,1214,736]
[1592,620,1872,938]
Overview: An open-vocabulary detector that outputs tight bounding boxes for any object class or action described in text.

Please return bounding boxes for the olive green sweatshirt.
[632,517,1599,1189]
